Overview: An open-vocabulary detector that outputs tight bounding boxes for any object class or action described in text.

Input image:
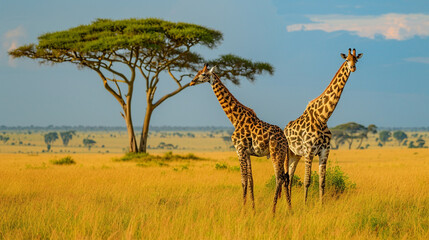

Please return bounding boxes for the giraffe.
[284,48,363,204]
[190,64,291,213]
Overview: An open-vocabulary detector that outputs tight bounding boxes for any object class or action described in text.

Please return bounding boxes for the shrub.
[181,153,199,160]
[265,162,355,195]
[50,156,76,165]
[265,175,277,189]
[114,151,204,169]
[310,163,356,194]
[292,174,303,187]
[113,152,151,162]
[215,163,228,170]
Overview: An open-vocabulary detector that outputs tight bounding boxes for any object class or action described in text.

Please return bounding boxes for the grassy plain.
[1,145,429,239]
[1,130,428,154]
[0,130,234,154]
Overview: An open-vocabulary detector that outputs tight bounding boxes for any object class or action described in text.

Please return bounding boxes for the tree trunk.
[356,138,363,149]
[123,104,138,153]
[139,103,154,153]
[347,139,353,149]
[331,140,338,150]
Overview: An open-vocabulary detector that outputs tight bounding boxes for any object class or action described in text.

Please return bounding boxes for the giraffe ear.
[209,66,217,73]
[340,53,347,59]
[356,53,363,59]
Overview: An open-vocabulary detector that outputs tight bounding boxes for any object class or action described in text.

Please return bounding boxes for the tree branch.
[94,69,126,107]
[167,68,193,88]
[105,77,127,83]
[153,83,191,109]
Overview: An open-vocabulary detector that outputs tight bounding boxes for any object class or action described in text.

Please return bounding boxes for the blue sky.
[1,0,428,128]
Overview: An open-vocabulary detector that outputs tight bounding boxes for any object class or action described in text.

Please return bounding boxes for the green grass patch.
[215,162,240,171]
[115,151,203,168]
[215,163,228,170]
[25,163,48,169]
[50,156,76,165]
[114,151,204,162]
[265,162,355,195]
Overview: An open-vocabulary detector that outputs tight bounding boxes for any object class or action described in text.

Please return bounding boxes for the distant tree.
[60,130,76,147]
[9,18,273,153]
[44,132,59,151]
[187,133,195,138]
[367,124,378,134]
[330,129,348,149]
[416,138,426,148]
[330,122,375,149]
[83,138,96,151]
[392,131,408,146]
[378,131,391,146]
[221,136,232,143]
[0,135,10,144]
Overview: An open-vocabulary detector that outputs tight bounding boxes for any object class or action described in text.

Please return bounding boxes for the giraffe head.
[190,64,216,86]
[340,48,363,72]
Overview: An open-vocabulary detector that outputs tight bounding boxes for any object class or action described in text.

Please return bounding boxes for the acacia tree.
[331,122,377,149]
[378,131,391,146]
[44,132,58,152]
[0,135,10,144]
[331,122,366,149]
[60,130,76,147]
[9,18,273,153]
[83,138,96,151]
[393,130,407,146]
[356,124,377,149]
[330,129,347,149]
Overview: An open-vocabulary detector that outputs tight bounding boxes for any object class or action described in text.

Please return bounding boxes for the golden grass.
[1,149,429,239]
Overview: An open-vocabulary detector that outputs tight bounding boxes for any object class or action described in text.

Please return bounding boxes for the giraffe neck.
[210,74,256,128]
[305,62,351,124]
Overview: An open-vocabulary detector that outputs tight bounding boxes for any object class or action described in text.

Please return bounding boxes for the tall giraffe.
[190,64,291,213]
[284,48,363,203]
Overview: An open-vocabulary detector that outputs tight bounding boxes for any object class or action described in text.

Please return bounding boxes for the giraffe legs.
[246,154,255,209]
[303,155,314,204]
[272,158,289,213]
[271,138,291,214]
[287,149,301,199]
[318,148,329,204]
[238,151,248,206]
[238,148,255,208]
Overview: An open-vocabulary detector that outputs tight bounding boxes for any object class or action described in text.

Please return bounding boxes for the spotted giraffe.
[190,64,291,213]
[284,48,363,203]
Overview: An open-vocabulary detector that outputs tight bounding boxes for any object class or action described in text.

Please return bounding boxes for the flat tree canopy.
[9,18,274,152]
[331,122,377,149]
[11,18,221,62]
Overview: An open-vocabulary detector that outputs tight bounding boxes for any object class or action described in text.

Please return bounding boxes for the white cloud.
[404,57,429,64]
[286,13,429,40]
[2,26,26,67]
[5,25,26,39]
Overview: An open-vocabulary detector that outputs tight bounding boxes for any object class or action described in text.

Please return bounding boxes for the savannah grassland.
[1,131,429,239]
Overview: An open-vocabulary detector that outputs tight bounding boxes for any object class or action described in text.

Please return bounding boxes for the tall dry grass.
[0,149,428,239]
